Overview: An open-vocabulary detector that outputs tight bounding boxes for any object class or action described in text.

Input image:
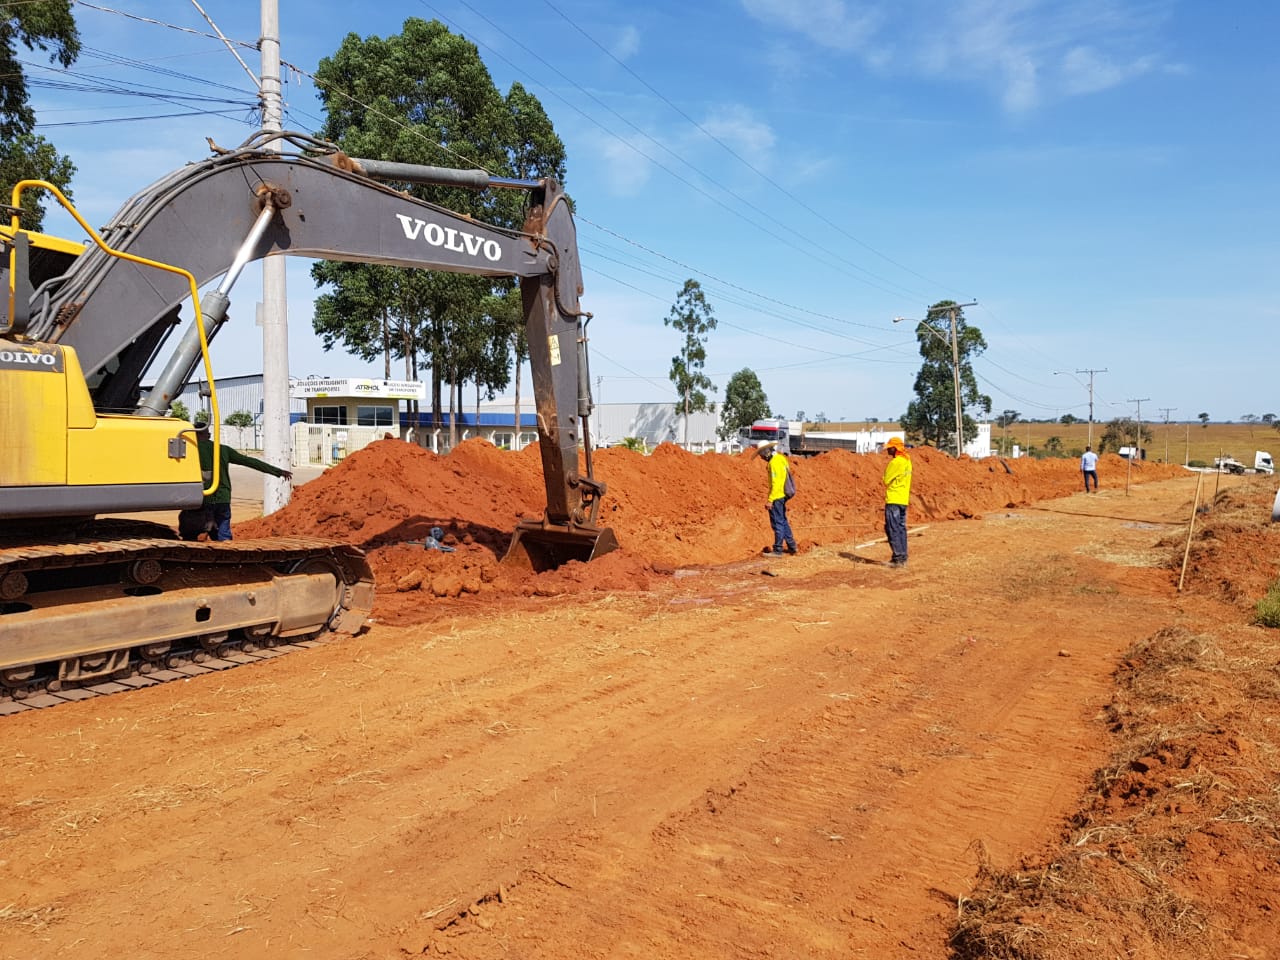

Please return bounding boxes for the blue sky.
[26,0,1279,425]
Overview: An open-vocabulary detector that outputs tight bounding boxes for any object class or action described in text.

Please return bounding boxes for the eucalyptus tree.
[310,18,566,429]
[664,279,717,444]
[900,300,991,454]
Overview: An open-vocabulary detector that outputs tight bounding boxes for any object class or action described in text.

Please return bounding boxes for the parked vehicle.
[1255,451,1274,475]
[738,419,864,456]
[1214,456,1247,475]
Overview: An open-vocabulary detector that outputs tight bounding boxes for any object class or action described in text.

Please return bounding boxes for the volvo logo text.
[395,215,503,262]
[0,349,58,367]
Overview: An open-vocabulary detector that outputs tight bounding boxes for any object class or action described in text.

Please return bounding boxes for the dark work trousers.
[210,502,234,540]
[1083,469,1098,491]
[884,503,908,563]
[768,498,796,552]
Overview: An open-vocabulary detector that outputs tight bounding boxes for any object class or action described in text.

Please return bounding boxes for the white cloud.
[697,105,777,169]
[740,0,881,52]
[1060,46,1158,95]
[742,0,1177,114]
[611,24,640,61]
[593,130,657,197]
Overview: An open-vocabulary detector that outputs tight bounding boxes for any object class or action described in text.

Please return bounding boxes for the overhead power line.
[536,0,957,298]
[426,0,932,303]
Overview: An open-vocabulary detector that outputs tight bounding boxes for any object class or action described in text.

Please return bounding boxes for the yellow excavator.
[0,131,616,711]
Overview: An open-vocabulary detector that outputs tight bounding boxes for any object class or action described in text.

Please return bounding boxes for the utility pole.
[1127,397,1150,495]
[946,303,965,457]
[259,0,291,515]
[1129,398,1150,452]
[895,299,976,458]
[1159,407,1176,464]
[1077,368,1107,448]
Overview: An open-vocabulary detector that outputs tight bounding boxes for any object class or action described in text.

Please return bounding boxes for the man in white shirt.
[1081,446,1099,492]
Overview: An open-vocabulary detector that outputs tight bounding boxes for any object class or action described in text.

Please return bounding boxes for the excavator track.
[0,520,374,715]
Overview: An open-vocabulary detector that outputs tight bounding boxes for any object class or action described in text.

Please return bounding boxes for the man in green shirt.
[178,422,293,541]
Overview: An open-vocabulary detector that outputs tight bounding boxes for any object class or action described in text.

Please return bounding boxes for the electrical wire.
[427,0,932,303]
[536,0,958,298]
[53,2,1061,423]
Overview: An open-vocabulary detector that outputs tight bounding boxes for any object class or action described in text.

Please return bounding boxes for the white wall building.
[170,375,994,462]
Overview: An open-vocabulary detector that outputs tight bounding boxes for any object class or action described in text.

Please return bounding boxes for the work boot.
[786,544,798,555]
[763,545,782,555]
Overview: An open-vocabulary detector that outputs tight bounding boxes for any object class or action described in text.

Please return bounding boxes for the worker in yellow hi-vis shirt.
[757,439,797,556]
[882,436,912,568]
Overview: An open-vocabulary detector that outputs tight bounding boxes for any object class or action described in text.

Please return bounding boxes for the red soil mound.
[235,440,1185,623]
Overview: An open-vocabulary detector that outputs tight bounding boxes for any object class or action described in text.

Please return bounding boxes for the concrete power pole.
[259,0,291,515]
[946,304,964,457]
[1127,397,1150,494]
[1129,398,1150,453]
[1077,368,1107,448]
[1159,407,1176,464]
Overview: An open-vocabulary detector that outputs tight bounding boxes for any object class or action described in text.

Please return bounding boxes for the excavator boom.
[0,131,616,709]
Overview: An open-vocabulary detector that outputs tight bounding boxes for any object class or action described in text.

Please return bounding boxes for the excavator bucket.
[504,520,619,573]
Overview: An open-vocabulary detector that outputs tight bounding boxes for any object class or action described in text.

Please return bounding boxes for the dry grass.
[0,901,63,931]
[951,624,1280,959]
[986,421,1280,466]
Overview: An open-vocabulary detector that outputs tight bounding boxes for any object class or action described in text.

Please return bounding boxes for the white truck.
[1213,453,1273,475]
[1214,456,1247,475]
[739,419,866,456]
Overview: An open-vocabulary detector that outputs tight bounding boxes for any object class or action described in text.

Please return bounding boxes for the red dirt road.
[2,446,1276,959]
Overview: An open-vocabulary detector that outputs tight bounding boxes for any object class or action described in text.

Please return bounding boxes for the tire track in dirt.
[0,479,1203,960]
[399,498,1187,959]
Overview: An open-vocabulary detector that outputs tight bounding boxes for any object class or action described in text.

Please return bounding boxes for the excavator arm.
[2,131,615,566]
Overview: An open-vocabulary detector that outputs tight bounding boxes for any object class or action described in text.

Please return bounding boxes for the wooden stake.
[1178,472,1204,593]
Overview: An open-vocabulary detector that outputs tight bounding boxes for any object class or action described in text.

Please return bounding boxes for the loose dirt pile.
[6,445,1276,960]
[237,440,1185,625]
[954,480,1280,960]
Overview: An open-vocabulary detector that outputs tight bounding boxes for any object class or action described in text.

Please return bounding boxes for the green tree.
[1099,417,1153,454]
[311,18,566,429]
[0,1,80,230]
[224,410,254,428]
[900,301,991,455]
[169,399,191,422]
[664,279,717,443]
[1059,413,1080,425]
[1198,412,1210,428]
[1045,435,1063,454]
[718,368,770,441]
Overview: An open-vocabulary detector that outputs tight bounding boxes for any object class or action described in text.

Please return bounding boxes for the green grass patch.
[1254,579,1280,627]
